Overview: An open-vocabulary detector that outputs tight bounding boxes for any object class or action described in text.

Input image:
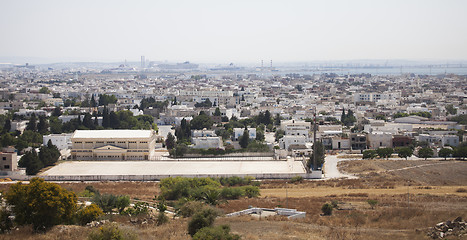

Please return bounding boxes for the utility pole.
[286,181,288,209]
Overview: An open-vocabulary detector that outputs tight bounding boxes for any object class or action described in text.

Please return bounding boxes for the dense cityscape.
[1,0,467,239]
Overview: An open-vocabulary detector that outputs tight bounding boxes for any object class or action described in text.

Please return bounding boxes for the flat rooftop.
[72,130,153,139]
[41,160,306,176]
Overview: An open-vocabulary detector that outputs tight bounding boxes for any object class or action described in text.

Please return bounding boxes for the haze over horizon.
[1,0,467,64]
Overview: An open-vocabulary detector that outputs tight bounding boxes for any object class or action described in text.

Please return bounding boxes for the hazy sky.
[1,0,466,63]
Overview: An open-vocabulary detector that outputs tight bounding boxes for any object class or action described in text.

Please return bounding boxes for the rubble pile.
[86,220,109,227]
[427,217,466,239]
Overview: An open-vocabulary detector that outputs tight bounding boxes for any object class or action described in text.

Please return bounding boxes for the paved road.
[323,154,358,179]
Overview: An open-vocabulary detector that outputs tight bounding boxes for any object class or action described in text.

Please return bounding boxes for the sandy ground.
[41,160,306,176]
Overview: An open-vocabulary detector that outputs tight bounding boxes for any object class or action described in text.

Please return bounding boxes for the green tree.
[18,149,43,175]
[51,107,62,117]
[102,107,110,128]
[397,147,413,160]
[191,113,214,130]
[37,115,49,134]
[39,87,50,94]
[418,147,434,160]
[239,129,249,148]
[38,140,60,166]
[109,111,120,129]
[26,113,37,131]
[193,225,240,240]
[2,119,11,133]
[255,130,265,142]
[445,104,457,115]
[452,145,467,160]
[98,94,117,106]
[438,147,453,160]
[188,207,219,236]
[309,141,325,170]
[274,113,281,126]
[1,133,16,148]
[362,150,377,159]
[49,116,63,134]
[4,178,77,231]
[165,132,176,150]
[82,113,94,129]
[376,147,393,159]
[214,107,221,116]
[90,95,97,108]
[274,129,285,142]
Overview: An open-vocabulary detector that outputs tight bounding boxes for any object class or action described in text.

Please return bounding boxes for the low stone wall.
[16,171,322,181]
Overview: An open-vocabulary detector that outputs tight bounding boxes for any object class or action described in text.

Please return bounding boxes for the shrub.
[92,194,117,213]
[0,209,13,233]
[116,195,130,214]
[376,148,393,159]
[331,200,339,208]
[220,187,244,200]
[367,199,378,209]
[362,150,377,159]
[178,201,206,218]
[193,225,240,240]
[456,188,467,193]
[85,185,100,195]
[242,186,260,198]
[4,178,77,232]
[76,204,104,225]
[188,207,219,236]
[290,176,304,183]
[321,203,333,216]
[88,223,138,240]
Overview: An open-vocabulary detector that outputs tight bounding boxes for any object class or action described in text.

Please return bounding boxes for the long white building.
[71,130,156,160]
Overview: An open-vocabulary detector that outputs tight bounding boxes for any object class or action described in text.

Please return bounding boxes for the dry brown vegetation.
[0,159,466,239]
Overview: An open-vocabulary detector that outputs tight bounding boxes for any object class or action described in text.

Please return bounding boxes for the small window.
[4,165,9,169]
[2,157,6,161]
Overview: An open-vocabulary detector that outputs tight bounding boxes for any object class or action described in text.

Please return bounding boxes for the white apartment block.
[279,135,307,150]
[71,130,156,160]
[280,120,311,138]
[353,92,400,103]
[43,133,73,150]
[233,128,256,140]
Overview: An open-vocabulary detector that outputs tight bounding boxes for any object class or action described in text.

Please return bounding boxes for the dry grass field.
[0,159,466,239]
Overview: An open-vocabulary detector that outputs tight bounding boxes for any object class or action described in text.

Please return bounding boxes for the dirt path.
[260,185,467,198]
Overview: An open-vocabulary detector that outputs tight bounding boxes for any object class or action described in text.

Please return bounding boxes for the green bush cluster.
[188,207,219,236]
[76,204,104,225]
[88,223,138,240]
[220,186,260,199]
[92,194,130,214]
[193,225,241,240]
[160,177,260,202]
[218,176,254,186]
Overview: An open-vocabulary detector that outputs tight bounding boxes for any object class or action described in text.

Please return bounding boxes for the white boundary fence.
[13,171,322,181]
